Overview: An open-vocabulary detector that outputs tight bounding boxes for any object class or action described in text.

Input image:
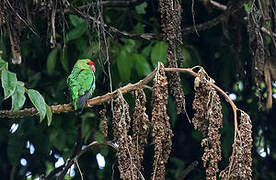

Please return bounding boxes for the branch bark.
[0,66,238,137]
[0,68,157,118]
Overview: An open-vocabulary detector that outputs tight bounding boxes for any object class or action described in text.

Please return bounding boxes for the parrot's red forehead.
[88,60,94,66]
[87,59,96,72]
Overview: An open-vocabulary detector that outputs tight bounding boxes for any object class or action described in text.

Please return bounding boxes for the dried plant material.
[264,56,276,109]
[50,0,57,48]
[133,89,150,170]
[151,63,173,180]
[1,0,29,64]
[8,24,22,64]
[192,68,223,179]
[113,92,138,180]
[248,4,265,87]
[159,0,187,115]
[99,108,108,137]
[220,110,253,180]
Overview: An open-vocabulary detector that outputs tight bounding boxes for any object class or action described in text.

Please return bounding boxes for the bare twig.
[209,0,227,11]
[62,0,247,41]
[64,0,145,13]
[75,160,84,180]
[69,4,161,41]
[191,0,200,36]
[176,161,198,180]
[261,26,276,38]
[164,68,239,140]
[56,141,115,180]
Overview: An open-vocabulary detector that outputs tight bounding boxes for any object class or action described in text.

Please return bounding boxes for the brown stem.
[0,68,157,118]
[164,67,239,141]
[0,67,239,138]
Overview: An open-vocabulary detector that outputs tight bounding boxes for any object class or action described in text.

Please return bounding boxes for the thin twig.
[209,0,227,11]
[69,4,161,41]
[55,141,115,180]
[176,161,198,180]
[63,0,145,13]
[191,0,200,36]
[75,160,84,180]
[261,26,276,38]
[164,67,239,140]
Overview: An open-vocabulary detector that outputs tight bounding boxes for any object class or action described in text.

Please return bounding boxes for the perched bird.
[67,59,96,111]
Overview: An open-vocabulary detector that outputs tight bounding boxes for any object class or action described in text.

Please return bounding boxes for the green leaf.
[132,53,152,76]
[69,15,85,27]
[135,2,148,14]
[121,38,136,53]
[65,22,87,43]
[27,89,47,121]
[11,81,26,112]
[244,2,253,13]
[0,57,8,71]
[47,46,60,75]
[151,41,168,67]
[46,105,52,126]
[265,35,271,44]
[60,47,69,72]
[1,69,17,99]
[141,44,152,57]
[117,50,132,82]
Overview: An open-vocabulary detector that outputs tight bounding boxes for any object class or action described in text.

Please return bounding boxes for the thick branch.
[0,69,157,118]
[0,66,239,150]
[0,67,238,131]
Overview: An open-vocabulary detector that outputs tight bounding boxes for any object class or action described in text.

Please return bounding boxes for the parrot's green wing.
[67,68,95,111]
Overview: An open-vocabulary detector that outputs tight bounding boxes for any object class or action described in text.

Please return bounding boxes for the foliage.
[0,56,51,122]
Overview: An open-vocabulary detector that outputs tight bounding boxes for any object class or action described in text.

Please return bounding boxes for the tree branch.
[2,65,240,179]
[0,68,157,118]
[183,0,248,35]
[0,66,239,144]
[60,0,249,41]
[43,141,115,180]
[67,0,145,12]
[176,161,198,180]
[69,4,162,41]
[0,66,238,132]
[209,0,227,11]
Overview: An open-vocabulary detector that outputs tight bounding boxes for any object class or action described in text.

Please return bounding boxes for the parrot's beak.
[92,65,96,72]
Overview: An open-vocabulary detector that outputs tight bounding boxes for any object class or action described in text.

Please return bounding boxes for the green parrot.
[67,59,96,111]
